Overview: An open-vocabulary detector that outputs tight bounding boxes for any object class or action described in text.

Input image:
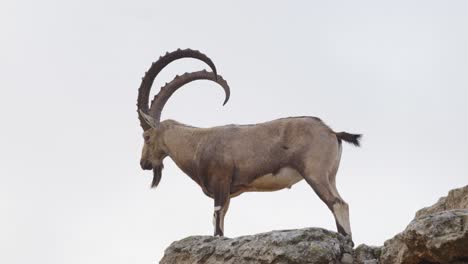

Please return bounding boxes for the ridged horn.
[148,70,230,124]
[137,49,218,130]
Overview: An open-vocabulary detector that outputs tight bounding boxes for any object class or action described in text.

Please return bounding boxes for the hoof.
[344,235,354,247]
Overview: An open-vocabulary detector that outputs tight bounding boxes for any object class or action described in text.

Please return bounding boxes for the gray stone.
[159,228,354,264]
[381,209,468,264]
[416,185,468,218]
[379,185,468,264]
[353,244,381,264]
[341,253,354,264]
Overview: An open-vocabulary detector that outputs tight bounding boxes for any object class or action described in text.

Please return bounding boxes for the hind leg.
[327,146,352,238]
[328,144,343,199]
[301,163,352,238]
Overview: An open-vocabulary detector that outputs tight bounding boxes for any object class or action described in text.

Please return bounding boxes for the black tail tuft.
[336,132,362,147]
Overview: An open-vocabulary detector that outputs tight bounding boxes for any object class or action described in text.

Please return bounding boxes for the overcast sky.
[1,1,467,263]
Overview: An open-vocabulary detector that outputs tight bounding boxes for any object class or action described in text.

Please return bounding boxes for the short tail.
[335,132,362,147]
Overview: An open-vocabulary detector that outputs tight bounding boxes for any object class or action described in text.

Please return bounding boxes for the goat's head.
[138,111,167,187]
[136,49,230,188]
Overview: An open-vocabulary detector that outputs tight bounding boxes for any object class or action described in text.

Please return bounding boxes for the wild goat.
[137,49,361,239]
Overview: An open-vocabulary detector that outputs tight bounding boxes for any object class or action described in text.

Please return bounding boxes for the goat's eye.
[144,136,150,142]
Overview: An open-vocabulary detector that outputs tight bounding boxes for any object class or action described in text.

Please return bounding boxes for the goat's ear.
[139,110,157,128]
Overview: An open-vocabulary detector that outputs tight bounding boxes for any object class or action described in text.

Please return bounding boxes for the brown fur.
[140,116,361,238]
[137,49,361,239]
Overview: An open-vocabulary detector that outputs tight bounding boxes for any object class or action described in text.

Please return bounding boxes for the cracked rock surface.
[415,185,468,218]
[381,185,468,264]
[160,228,354,264]
[381,209,468,264]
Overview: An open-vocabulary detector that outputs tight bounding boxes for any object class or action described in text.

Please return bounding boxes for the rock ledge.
[159,185,468,264]
[160,228,358,264]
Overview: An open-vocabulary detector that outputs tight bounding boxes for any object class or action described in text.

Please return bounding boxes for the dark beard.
[151,164,163,188]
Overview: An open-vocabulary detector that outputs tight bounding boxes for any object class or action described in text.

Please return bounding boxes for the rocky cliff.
[159,185,468,264]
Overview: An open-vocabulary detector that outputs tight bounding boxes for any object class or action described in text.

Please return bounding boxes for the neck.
[161,120,204,179]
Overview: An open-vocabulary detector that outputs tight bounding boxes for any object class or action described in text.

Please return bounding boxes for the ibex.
[137,49,361,240]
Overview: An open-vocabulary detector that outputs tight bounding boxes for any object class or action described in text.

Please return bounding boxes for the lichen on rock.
[160,228,354,264]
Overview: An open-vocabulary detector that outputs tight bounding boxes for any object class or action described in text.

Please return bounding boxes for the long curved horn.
[137,49,218,130]
[148,70,230,124]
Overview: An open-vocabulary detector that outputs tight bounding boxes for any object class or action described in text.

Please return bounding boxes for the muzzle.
[140,160,153,170]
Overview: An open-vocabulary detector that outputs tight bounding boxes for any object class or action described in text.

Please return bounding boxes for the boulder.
[381,185,468,264]
[353,244,381,264]
[160,228,354,264]
[380,209,468,264]
[416,185,468,218]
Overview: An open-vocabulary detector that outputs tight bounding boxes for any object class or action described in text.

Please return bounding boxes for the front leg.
[198,148,234,236]
[212,183,231,236]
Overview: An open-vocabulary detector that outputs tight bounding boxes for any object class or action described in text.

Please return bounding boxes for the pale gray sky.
[1,1,467,263]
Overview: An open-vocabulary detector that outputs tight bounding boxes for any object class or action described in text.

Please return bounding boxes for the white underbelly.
[246,167,303,192]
